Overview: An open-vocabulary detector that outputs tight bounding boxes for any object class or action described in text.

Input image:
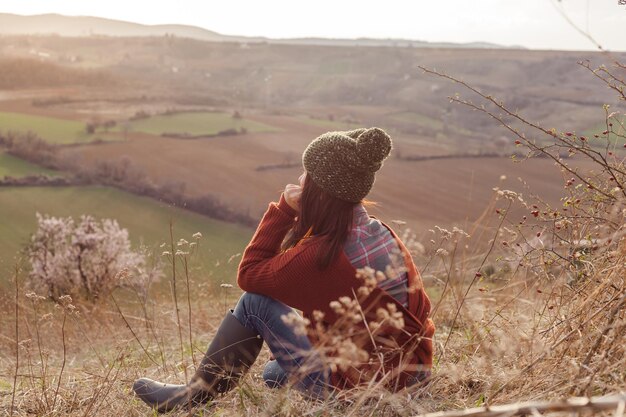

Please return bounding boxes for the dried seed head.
[312,310,325,322]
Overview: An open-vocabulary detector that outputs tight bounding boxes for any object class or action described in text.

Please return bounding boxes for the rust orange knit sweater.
[237,193,435,390]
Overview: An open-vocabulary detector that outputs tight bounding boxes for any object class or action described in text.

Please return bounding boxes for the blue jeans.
[232,292,331,397]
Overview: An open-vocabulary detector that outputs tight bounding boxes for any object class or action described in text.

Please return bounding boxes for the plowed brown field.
[61,112,595,236]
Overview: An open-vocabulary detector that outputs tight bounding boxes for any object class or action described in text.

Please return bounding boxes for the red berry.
[565,132,573,136]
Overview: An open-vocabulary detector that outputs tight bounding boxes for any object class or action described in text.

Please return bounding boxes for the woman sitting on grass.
[133,127,436,412]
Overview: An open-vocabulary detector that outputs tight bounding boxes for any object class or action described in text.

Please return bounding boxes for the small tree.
[27,213,161,301]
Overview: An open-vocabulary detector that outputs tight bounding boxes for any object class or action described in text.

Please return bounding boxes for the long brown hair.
[281,174,357,270]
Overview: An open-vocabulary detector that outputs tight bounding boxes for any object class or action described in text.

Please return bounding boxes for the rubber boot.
[132,310,263,413]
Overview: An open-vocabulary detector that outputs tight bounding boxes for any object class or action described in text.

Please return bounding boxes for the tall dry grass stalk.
[10,263,21,417]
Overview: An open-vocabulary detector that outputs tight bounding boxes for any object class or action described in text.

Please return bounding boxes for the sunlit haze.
[1,0,625,51]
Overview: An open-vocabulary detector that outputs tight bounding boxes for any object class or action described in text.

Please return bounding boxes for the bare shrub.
[412,58,625,405]
[0,131,58,169]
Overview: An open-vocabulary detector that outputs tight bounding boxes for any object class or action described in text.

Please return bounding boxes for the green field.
[124,112,281,136]
[388,111,475,138]
[389,111,444,130]
[295,115,362,130]
[0,152,59,177]
[0,111,122,144]
[581,115,626,151]
[0,186,252,287]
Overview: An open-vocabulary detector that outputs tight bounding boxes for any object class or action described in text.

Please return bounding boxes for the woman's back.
[343,204,409,307]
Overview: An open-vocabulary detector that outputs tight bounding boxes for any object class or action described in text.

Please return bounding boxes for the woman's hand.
[283,172,306,212]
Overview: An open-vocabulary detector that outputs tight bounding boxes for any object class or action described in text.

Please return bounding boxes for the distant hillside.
[0,57,116,89]
[0,13,518,49]
[0,13,228,42]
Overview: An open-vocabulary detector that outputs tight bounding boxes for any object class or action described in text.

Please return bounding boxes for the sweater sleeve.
[237,192,301,293]
[237,193,360,314]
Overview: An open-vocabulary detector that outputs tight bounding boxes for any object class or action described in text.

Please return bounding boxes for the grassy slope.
[0,111,122,144]
[0,152,59,177]
[390,111,443,130]
[294,115,362,130]
[580,115,626,152]
[388,111,474,137]
[125,112,281,136]
[0,186,252,285]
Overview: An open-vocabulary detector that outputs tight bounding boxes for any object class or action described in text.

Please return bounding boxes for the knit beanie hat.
[302,127,392,203]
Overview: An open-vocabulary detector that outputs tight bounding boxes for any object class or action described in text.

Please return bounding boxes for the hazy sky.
[1,0,625,51]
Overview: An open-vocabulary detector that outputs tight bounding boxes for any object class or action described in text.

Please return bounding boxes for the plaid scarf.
[343,204,409,307]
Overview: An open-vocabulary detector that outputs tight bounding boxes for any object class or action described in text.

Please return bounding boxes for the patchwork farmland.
[0,34,623,286]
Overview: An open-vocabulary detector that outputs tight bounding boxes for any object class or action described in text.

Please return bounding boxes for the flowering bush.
[27,213,162,301]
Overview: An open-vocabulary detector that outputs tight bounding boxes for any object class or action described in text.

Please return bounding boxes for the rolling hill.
[0,13,514,49]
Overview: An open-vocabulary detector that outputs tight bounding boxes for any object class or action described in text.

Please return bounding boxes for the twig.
[574,291,626,395]
[549,0,604,51]
[110,292,160,367]
[133,289,167,370]
[414,393,626,417]
[30,298,50,412]
[491,291,626,400]
[441,200,512,357]
[10,263,20,417]
[418,65,620,201]
[51,308,67,412]
[81,348,125,417]
[181,254,196,368]
[169,220,187,382]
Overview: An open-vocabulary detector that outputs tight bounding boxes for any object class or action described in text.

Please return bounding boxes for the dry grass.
[0,196,623,416]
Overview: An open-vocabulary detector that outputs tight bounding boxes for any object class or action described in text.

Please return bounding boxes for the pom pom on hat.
[356,127,392,168]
